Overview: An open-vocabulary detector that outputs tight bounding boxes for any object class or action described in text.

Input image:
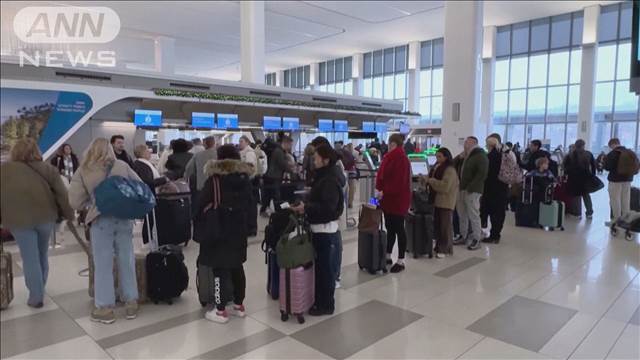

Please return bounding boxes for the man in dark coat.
[563,139,596,219]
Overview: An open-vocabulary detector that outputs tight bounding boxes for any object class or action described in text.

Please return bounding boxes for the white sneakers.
[205,304,246,324]
[229,304,246,318]
[435,253,446,259]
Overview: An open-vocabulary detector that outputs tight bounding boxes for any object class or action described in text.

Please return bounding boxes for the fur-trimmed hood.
[204,159,255,177]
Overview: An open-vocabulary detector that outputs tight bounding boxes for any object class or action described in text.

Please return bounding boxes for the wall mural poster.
[0,88,92,161]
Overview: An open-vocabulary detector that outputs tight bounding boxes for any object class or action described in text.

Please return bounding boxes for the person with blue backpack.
[69,138,153,324]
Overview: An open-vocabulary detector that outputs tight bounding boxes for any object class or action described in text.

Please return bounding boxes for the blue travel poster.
[282,117,300,130]
[334,120,349,132]
[134,109,162,127]
[1,87,92,160]
[218,113,239,129]
[318,119,334,131]
[192,112,215,128]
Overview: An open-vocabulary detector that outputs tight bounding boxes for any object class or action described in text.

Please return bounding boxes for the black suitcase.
[632,187,640,211]
[266,249,279,300]
[357,230,388,274]
[155,195,192,246]
[405,212,433,258]
[146,245,189,304]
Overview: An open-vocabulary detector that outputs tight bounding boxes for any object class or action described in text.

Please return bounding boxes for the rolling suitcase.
[405,212,434,258]
[612,211,640,241]
[0,242,13,310]
[155,194,192,246]
[631,187,640,211]
[515,175,539,228]
[266,249,279,300]
[539,201,565,230]
[357,229,388,274]
[279,263,314,324]
[145,210,189,304]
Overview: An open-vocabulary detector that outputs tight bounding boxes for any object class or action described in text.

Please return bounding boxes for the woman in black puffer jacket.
[196,145,253,324]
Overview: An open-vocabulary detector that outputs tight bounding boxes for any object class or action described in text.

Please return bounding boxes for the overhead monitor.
[375,122,387,133]
[410,159,429,176]
[282,117,300,130]
[334,120,349,132]
[191,112,215,128]
[134,109,162,127]
[217,113,238,129]
[263,116,282,130]
[318,119,334,131]
[362,121,376,132]
[400,123,411,134]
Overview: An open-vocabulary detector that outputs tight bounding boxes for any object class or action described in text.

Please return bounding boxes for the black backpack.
[262,209,295,251]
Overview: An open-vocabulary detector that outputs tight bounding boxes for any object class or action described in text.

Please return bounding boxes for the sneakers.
[586,213,593,220]
[230,304,246,318]
[91,308,116,324]
[27,301,44,308]
[335,280,342,289]
[435,253,446,259]
[389,263,405,273]
[481,237,500,244]
[453,235,467,245]
[467,239,481,251]
[205,309,229,323]
[125,301,139,320]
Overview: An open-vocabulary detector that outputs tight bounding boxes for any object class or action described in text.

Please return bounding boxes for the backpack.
[93,169,156,219]
[498,151,523,185]
[616,148,640,177]
[254,148,268,176]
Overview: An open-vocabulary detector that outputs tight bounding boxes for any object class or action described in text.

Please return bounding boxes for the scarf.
[137,158,161,179]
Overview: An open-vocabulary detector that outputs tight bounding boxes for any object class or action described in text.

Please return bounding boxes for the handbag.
[275,215,314,269]
[584,175,604,194]
[358,204,383,233]
[93,165,156,220]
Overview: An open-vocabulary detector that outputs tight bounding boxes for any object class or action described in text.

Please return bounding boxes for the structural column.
[406,41,421,114]
[240,1,265,84]
[154,36,175,74]
[578,5,600,150]
[480,26,496,139]
[352,53,365,96]
[441,1,484,153]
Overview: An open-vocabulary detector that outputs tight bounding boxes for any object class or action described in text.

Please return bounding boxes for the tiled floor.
[2,179,640,359]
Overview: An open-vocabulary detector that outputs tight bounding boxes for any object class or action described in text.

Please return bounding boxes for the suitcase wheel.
[280,311,288,322]
[625,231,633,241]
[359,266,364,271]
[382,267,388,274]
[200,301,207,307]
[368,269,376,275]
[560,227,565,231]
[296,314,305,324]
[413,253,419,259]
[428,253,433,259]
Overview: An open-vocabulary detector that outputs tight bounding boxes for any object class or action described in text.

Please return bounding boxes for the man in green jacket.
[453,136,489,251]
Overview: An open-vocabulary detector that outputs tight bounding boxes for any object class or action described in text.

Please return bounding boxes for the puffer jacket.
[196,159,254,269]
[68,160,142,225]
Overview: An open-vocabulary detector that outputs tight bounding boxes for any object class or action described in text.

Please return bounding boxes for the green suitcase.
[538,201,565,231]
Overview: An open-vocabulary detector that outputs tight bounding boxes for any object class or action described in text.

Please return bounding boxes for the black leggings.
[385,213,407,259]
[214,266,246,311]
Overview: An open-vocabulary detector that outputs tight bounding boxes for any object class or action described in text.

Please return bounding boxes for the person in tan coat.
[423,147,459,258]
[1,138,74,308]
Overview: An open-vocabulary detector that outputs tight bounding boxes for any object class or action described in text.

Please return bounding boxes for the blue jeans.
[312,232,341,312]
[12,222,55,304]
[90,216,137,308]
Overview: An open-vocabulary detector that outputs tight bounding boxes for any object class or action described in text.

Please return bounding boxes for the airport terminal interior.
[1,1,640,359]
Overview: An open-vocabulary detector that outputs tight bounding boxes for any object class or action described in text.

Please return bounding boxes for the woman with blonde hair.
[1,138,74,308]
[68,138,143,324]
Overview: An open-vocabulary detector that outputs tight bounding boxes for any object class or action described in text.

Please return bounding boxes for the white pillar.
[480,26,496,138]
[352,53,364,96]
[309,63,319,90]
[276,70,285,87]
[579,5,600,151]
[240,1,265,84]
[442,1,484,153]
[407,41,421,113]
[154,36,175,74]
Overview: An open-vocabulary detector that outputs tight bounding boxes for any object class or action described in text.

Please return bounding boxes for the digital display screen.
[375,122,387,133]
[318,119,334,131]
[263,116,282,130]
[134,109,162,127]
[400,123,411,134]
[217,114,238,129]
[334,120,348,132]
[411,161,429,176]
[282,117,300,130]
[191,112,215,128]
[362,121,375,132]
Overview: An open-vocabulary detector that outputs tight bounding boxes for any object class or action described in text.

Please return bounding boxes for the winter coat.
[484,147,508,201]
[564,150,596,196]
[460,147,489,194]
[196,159,254,269]
[265,145,291,181]
[426,165,459,210]
[604,146,635,183]
[1,161,75,229]
[68,160,142,225]
[165,152,194,180]
[376,146,412,216]
[132,160,168,196]
[50,154,79,175]
[306,165,344,225]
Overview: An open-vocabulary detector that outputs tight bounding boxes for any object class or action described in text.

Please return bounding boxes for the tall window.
[592,2,640,153]
[283,65,311,90]
[491,12,583,149]
[265,73,276,86]
[362,45,408,110]
[419,38,444,124]
[317,57,353,95]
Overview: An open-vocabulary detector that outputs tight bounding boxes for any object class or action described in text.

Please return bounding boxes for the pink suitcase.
[279,264,314,324]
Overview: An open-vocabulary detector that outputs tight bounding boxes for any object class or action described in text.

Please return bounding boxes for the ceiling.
[0,1,620,81]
